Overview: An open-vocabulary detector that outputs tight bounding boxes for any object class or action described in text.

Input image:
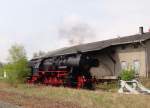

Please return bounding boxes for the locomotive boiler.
[28,54,99,89]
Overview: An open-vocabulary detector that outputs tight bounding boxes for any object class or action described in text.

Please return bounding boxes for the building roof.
[42,32,150,58]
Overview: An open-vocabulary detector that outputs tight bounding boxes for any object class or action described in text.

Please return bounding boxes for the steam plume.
[59,20,95,46]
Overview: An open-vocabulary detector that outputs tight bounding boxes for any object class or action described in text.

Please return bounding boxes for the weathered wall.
[90,43,147,79]
[115,44,146,77]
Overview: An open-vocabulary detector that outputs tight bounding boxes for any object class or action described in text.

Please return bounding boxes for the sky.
[0,0,150,62]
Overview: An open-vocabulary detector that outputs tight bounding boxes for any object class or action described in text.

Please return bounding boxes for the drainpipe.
[145,46,148,78]
[140,41,148,78]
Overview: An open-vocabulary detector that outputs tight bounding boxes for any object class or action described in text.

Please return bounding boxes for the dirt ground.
[0,91,82,108]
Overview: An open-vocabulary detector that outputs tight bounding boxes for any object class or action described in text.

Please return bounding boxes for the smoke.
[58,17,95,46]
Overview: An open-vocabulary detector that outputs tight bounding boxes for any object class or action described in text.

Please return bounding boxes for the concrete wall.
[90,43,147,79]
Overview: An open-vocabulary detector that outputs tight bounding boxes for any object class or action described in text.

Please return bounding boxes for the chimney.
[139,26,144,35]
[148,28,150,32]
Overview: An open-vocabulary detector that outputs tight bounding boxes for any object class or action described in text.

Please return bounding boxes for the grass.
[139,78,150,88]
[0,82,150,108]
[0,78,150,108]
[96,81,119,92]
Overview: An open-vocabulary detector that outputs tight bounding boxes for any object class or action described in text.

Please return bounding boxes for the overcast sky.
[0,0,150,62]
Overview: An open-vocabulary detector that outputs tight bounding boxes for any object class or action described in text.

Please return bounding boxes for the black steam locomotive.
[28,54,99,89]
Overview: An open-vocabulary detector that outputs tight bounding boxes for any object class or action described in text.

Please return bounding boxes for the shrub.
[4,59,31,84]
[120,69,135,81]
[2,44,31,86]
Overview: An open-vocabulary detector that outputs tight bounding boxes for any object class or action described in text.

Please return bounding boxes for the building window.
[121,61,128,70]
[133,60,140,74]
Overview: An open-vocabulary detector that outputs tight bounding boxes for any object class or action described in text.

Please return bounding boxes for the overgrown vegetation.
[0,82,150,108]
[120,69,135,81]
[0,67,3,78]
[96,81,118,92]
[1,44,30,85]
[139,78,150,89]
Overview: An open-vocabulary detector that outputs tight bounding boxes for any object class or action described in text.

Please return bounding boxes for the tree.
[8,44,26,63]
[0,62,3,77]
[4,44,30,84]
[0,62,3,68]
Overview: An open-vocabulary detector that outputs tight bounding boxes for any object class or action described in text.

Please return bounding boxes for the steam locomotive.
[27,54,99,89]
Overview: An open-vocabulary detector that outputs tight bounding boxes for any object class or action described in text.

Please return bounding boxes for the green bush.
[2,44,31,86]
[0,67,3,78]
[120,69,135,81]
[4,59,31,85]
